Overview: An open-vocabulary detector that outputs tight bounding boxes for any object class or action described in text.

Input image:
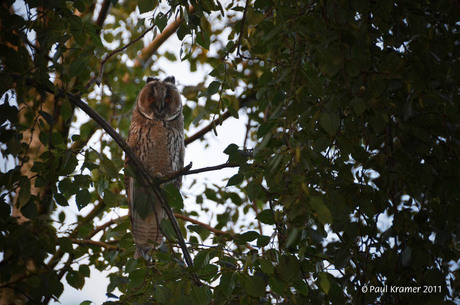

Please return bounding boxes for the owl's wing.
[126,175,166,260]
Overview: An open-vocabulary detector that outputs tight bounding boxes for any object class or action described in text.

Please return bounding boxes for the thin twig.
[70,238,119,250]
[186,163,239,175]
[185,93,255,146]
[87,217,118,239]
[175,214,230,236]
[158,162,239,186]
[86,24,156,88]
[236,0,250,57]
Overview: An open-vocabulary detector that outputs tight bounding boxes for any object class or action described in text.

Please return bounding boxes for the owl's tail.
[128,177,167,260]
[131,208,166,260]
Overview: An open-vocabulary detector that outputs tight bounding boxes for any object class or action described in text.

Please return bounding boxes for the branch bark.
[95,0,111,30]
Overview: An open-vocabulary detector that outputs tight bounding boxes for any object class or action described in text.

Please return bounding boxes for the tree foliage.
[1,0,459,304]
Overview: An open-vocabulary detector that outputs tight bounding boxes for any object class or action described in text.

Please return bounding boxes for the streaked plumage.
[125,76,184,260]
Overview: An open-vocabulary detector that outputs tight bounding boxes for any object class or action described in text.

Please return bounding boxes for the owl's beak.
[149,96,165,111]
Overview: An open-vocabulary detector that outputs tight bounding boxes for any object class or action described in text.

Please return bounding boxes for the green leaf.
[58,237,73,253]
[0,199,11,221]
[21,201,37,219]
[190,285,212,305]
[100,155,119,179]
[160,218,177,242]
[257,120,275,138]
[79,301,93,305]
[76,189,91,210]
[256,209,275,225]
[193,250,210,268]
[69,59,86,77]
[293,280,309,296]
[219,272,236,297]
[18,178,31,206]
[223,143,239,155]
[207,81,220,96]
[54,193,69,206]
[59,178,78,197]
[155,13,168,32]
[60,96,73,122]
[269,277,285,296]
[128,269,146,288]
[226,173,244,186]
[188,224,210,241]
[237,231,260,243]
[79,265,90,277]
[39,110,54,125]
[243,275,266,297]
[309,196,332,224]
[257,235,270,247]
[154,285,171,304]
[51,132,65,147]
[196,30,211,50]
[163,184,183,210]
[258,258,274,275]
[138,0,158,13]
[177,24,190,41]
[320,112,340,136]
[66,270,85,290]
[246,180,262,201]
[318,272,330,294]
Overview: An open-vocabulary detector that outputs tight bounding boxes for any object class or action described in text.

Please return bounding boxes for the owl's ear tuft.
[164,76,175,84]
[146,77,158,83]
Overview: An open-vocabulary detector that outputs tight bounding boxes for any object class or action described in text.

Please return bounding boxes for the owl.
[125,76,184,260]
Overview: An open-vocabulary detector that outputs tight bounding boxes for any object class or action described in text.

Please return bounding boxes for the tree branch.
[236,0,250,57]
[185,111,231,145]
[185,93,255,146]
[95,0,111,30]
[159,162,238,185]
[87,217,119,239]
[174,213,230,236]
[185,162,239,176]
[70,238,119,250]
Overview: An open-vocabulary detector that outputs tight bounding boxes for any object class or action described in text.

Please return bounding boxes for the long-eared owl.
[125,76,184,260]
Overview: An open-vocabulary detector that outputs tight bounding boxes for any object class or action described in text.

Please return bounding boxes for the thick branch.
[95,0,111,30]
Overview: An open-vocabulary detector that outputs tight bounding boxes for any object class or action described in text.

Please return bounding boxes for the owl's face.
[136,76,182,121]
